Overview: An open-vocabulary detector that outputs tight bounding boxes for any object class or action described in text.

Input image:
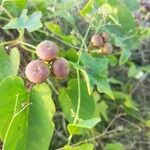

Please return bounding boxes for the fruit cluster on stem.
[90,32,113,54]
[25,40,70,83]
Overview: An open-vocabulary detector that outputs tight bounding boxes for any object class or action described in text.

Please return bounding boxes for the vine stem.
[0,39,36,53]
[46,78,59,95]
[67,21,93,146]
[18,41,36,49]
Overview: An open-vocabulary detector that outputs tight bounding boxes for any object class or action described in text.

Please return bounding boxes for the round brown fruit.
[25,59,50,83]
[36,40,59,61]
[102,43,113,54]
[91,34,103,48]
[101,32,109,42]
[51,58,70,79]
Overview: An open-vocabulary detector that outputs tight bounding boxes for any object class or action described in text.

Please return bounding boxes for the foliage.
[0,0,149,149]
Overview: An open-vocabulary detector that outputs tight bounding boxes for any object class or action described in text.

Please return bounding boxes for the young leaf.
[3,0,26,16]
[0,47,20,82]
[113,91,138,111]
[58,79,97,122]
[80,0,93,16]
[96,101,109,121]
[27,0,49,11]
[117,4,136,32]
[45,22,77,45]
[67,117,101,135]
[3,9,43,32]
[119,48,131,65]
[128,62,139,77]
[104,143,125,150]
[141,65,150,73]
[80,52,114,99]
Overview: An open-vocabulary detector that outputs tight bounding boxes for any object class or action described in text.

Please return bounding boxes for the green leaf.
[108,0,136,32]
[45,22,77,45]
[96,101,108,121]
[0,77,55,150]
[80,52,114,99]
[3,0,26,16]
[141,65,150,73]
[67,118,101,135]
[119,48,131,65]
[0,47,20,82]
[0,76,27,120]
[107,55,118,66]
[27,0,49,11]
[117,4,136,32]
[58,79,97,122]
[3,9,43,32]
[109,78,123,85]
[128,62,139,77]
[64,143,94,150]
[104,143,125,150]
[113,91,138,111]
[3,0,26,8]
[105,1,139,64]
[80,0,93,16]
[0,76,29,145]
[122,0,140,12]
[63,48,78,63]
[28,83,55,150]
[146,120,150,127]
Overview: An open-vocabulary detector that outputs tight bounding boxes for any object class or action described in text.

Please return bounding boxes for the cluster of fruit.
[25,40,70,84]
[90,32,113,54]
[134,0,150,26]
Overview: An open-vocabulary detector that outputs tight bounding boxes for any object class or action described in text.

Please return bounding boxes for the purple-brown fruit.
[101,32,109,42]
[36,40,59,61]
[51,58,70,79]
[91,34,103,48]
[25,59,50,83]
[102,43,113,54]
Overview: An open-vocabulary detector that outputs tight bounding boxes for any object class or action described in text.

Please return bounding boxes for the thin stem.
[18,41,36,49]
[67,22,93,146]
[48,32,81,50]
[0,16,9,21]
[21,44,36,53]
[0,40,17,46]
[46,79,59,95]
[77,23,92,64]
[29,0,38,11]
[67,68,81,145]
[57,128,122,150]
[73,69,81,123]
[14,103,30,117]
[0,6,13,19]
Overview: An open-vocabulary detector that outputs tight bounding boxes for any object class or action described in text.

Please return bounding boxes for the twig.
[56,128,122,150]
[130,73,148,95]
